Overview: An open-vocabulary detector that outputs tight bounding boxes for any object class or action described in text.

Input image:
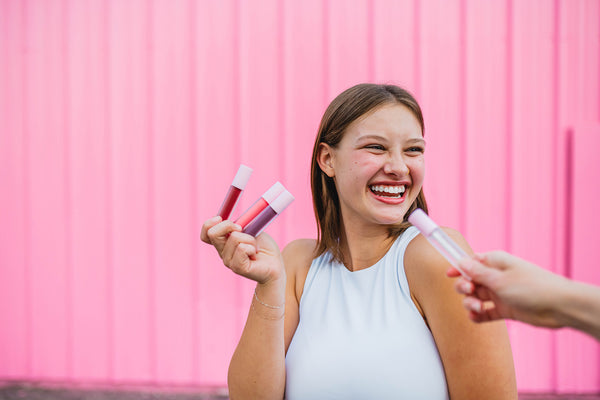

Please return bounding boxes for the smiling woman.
[201,83,517,400]
[311,85,429,266]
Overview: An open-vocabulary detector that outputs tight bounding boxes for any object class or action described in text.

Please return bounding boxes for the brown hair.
[310,83,429,263]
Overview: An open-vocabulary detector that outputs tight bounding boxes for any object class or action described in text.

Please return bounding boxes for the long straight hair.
[310,83,429,263]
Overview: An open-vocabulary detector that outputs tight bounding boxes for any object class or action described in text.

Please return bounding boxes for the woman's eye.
[365,144,385,151]
[407,146,424,154]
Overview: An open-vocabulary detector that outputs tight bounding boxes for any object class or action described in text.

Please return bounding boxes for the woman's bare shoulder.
[283,239,318,262]
[282,239,318,300]
[404,227,473,315]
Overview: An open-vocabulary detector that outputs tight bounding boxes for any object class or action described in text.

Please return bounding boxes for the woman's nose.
[383,153,409,176]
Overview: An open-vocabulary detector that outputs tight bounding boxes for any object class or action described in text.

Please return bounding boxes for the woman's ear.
[317,143,335,178]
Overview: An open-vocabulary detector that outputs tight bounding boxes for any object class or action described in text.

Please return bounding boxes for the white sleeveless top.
[285,226,449,399]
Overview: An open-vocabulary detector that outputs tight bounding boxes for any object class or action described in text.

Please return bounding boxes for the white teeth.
[370,185,406,196]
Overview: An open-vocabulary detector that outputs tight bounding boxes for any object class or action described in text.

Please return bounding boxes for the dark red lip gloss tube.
[217,164,253,220]
[242,190,294,237]
[235,181,285,229]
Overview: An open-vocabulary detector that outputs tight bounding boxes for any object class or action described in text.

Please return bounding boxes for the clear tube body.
[425,229,470,278]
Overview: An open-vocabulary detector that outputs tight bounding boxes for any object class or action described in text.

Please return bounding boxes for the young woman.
[202,83,517,399]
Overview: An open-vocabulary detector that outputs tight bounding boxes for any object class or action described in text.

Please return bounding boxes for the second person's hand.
[447,251,567,329]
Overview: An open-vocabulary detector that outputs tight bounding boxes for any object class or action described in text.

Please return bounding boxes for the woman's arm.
[227,238,314,400]
[405,229,517,400]
[202,217,292,400]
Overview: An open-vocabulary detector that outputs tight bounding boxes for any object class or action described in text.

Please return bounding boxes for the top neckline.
[339,226,416,274]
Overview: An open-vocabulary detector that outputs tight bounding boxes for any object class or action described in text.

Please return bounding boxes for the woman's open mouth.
[369,184,406,199]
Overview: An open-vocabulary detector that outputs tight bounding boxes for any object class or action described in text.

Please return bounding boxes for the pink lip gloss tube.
[235,181,285,229]
[218,164,253,220]
[408,208,471,280]
[243,190,294,237]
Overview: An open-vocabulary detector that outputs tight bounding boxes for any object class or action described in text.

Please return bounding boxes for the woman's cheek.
[404,156,423,181]
[355,153,382,170]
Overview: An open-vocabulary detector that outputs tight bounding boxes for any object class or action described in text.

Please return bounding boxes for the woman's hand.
[201,216,285,285]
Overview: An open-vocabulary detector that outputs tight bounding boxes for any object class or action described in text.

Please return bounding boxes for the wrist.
[556,280,600,336]
[257,255,286,286]
[255,270,286,302]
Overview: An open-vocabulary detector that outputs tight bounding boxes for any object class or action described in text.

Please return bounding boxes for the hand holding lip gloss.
[408,208,471,280]
[218,164,253,220]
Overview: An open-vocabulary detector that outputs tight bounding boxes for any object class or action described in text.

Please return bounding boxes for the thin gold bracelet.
[254,288,285,309]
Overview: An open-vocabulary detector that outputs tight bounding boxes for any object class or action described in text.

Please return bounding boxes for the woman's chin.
[374,214,405,226]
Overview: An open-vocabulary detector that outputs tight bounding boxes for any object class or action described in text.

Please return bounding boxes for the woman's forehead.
[345,105,423,139]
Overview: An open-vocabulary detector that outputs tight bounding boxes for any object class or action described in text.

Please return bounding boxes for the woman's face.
[320,103,425,231]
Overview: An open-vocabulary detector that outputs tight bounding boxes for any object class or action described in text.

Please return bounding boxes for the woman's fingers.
[202,222,283,283]
[200,216,222,244]
[205,220,242,253]
[228,242,259,276]
[221,231,256,268]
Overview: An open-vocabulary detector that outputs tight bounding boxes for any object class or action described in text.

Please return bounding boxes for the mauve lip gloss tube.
[243,190,294,237]
[218,164,253,220]
[235,181,285,229]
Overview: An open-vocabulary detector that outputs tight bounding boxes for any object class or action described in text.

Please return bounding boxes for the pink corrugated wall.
[0,0,599,391]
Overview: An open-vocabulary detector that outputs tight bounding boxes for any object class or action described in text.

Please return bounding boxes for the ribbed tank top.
[285,226,449,399]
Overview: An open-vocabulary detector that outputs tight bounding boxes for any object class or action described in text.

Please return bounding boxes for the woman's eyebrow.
[355,134,388,143]
[406,138,426,145]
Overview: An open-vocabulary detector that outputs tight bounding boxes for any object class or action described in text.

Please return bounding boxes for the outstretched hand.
[447,251,567,329]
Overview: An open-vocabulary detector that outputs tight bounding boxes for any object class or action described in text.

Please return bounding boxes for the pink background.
[1,0,599,392]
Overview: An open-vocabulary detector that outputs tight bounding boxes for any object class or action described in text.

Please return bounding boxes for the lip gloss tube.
[235,181,285,229]
[218,164,253,220]
[408,208,471,280]
[243,190,294,237]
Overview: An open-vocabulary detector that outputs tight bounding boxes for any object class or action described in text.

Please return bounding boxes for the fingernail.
[464,298,481,313]
[461,281,472,293]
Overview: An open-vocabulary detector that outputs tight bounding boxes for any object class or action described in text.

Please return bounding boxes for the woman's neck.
[339,223,396,272]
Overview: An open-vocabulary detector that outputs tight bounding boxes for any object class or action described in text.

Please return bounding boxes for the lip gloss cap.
[408,208,438,236]
[270,190,295,214]
[232,164,253,189]
[263,181,285,203]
